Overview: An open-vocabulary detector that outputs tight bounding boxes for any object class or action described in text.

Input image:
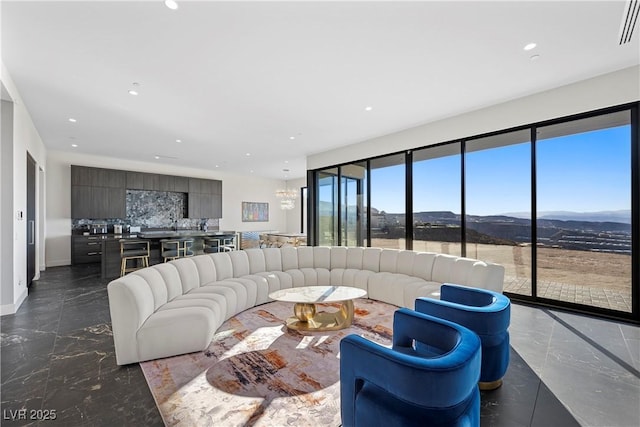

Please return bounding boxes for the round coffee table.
[268,285,367,331]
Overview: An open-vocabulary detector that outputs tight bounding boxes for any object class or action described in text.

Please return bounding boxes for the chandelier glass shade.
[276,188,298,210]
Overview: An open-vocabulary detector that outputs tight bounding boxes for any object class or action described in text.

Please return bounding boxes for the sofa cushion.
[187,284,239,320]
[229,250,251,278]
[362,248,382,272]
[137,307,216,362]
[245,248,267,274]
[128,267,169,311]
[330,268,372,291]
[134,262,184,302]
[158,295,225,328]
[281,247,299,271]
[368,272,428,307]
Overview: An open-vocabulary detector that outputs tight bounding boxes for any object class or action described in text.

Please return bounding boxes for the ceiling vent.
[619,0,639,44]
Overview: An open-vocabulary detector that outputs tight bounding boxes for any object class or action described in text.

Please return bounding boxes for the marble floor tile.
[1,264,637,427]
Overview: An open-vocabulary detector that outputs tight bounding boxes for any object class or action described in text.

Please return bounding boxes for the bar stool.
[161,238,195,262]
[221,234,236,252]
[203,237,221,254]
[120,239,150,277]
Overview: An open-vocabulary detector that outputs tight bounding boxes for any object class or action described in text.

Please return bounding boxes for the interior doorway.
[26,153,36,287]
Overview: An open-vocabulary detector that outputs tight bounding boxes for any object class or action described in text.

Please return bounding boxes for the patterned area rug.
[140,298,396,426]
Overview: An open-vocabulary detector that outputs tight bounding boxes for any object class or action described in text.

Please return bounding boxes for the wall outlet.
[18,279,23,287]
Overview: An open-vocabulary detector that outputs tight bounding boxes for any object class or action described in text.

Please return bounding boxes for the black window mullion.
[531,126,538,299]
[406,150,413,250]
[631,104,639,317]
[461,141,466,258]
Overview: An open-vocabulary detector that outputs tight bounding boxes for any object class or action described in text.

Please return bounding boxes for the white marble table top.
[269,285,367,303]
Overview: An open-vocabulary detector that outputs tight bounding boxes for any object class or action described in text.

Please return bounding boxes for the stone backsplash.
[72,190,220,231]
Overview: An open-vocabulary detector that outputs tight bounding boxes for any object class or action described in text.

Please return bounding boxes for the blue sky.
[370,125,631,216]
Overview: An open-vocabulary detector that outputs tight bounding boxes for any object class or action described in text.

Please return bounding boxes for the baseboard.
[0,288,28,316]
[46,259,71,267]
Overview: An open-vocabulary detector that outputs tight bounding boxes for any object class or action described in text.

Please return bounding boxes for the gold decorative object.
[269,286,366,332]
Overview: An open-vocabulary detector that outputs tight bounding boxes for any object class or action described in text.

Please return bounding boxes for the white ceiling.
[2,0,638,180]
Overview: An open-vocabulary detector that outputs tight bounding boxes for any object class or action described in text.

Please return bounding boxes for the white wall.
[1,63,47,315]
[45,151,289,267]
[308,66,640,170]
[283,177,307,234]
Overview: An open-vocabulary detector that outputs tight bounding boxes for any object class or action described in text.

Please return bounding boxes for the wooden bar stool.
[120,239,150,277]
[161,238,195,262]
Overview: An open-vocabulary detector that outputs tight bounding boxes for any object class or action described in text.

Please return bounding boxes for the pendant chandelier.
[276,188,298,210]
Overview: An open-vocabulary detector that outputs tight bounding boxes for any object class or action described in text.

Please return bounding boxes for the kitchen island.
[101,230,238,279]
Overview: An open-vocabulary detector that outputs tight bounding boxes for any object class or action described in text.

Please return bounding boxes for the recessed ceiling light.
[68,118,77,123]
[289,136,295,140]
[284,160,289,164]
[128,90,138,96]
[154,155,160,160]
[530,54,540,61]
[176,139,182,143]
[165,0,179,10]
[524,42,537,51]
[71,144,78,148]
[250,170,254,173]
[214,165,219,168]
[246,153,251,156]
[365,106,373,111]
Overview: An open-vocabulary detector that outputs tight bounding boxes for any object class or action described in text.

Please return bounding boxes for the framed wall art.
[242,202,269,222]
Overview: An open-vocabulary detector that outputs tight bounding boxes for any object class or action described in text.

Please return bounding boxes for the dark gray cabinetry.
[188,178,222,218]
[71,235,103,264]
[126,171,189,192]
[72,166,221,219]
[126,171,145,189]
[71,166,125,219]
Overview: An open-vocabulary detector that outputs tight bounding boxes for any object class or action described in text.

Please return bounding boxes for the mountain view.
[319,203,632,255]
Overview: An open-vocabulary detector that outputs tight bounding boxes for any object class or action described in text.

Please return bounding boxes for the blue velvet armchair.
[340,308,481,427]
[415,284,511,390]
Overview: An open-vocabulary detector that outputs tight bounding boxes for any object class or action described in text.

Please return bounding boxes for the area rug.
[140,298,396,426]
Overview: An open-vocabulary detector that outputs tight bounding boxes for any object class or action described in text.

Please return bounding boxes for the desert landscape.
[372,239,632,313]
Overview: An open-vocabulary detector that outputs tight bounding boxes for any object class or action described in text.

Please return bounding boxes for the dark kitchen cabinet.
[126,171,145,189]
[71,235,104,264]
[71,166,126,219]
[174,176,189,192]
[72,165,220,219]
[188,178,222,218]
[143,173,159,191]
[157,175,175,192]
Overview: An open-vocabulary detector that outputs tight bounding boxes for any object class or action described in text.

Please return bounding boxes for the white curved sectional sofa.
[107,246,505,365]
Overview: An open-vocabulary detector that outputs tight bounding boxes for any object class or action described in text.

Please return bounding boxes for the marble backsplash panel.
[72,190,219,231]
[126,190,186,228]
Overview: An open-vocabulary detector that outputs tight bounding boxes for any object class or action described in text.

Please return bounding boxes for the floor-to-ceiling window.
[370,154,406,250]
[465,130,532,296]
[536,111,632,313]
[317,168,338,246]
[412,144,462,255]
[310,103,638,321]
[341,162,367,247]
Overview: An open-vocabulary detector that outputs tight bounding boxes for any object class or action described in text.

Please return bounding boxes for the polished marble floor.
[1,264,638,426]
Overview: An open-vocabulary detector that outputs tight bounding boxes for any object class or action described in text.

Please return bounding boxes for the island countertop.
[136,230,236,239]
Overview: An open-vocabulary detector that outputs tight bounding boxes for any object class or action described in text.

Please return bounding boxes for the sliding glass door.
[412,144,462,255]
[310,103,637,321]
[317,168,338,246]
[370,154,406,250]
[465,130,532,296]
[536,111,632,312]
